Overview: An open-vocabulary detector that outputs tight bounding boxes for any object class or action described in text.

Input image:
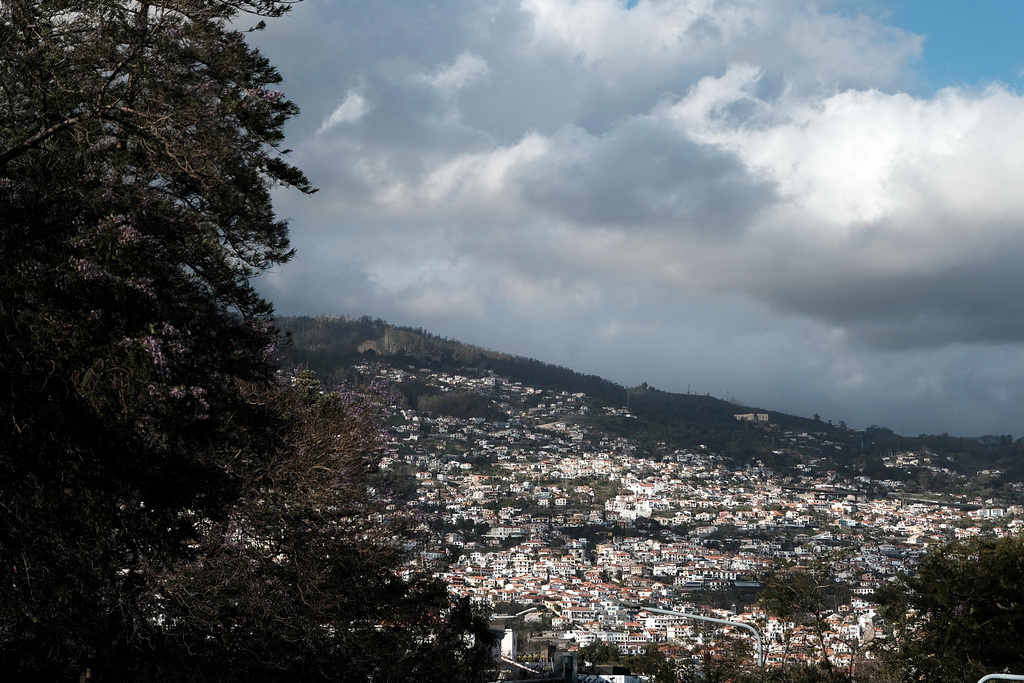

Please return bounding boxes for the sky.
[251,0,1024,437]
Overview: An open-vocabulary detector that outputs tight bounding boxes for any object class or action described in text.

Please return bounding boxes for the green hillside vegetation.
[388,379,508,421]
[417,389,508,421]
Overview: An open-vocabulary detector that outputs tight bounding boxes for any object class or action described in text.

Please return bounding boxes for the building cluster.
[355,362,1022,672]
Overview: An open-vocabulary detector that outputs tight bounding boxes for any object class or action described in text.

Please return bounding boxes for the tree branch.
[0,117,80,168]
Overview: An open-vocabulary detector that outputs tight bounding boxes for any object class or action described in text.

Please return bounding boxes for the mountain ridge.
[276,314,1024,488]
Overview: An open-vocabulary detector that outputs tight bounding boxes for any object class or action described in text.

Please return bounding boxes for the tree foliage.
[416,389,508,421]
[577,641,621,666]
[759,564,856,683]
[622,645,675,683]
[875,537,1024,683]
[0,2,493,681]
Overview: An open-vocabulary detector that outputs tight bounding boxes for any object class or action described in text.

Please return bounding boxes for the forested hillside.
[281,314,627,403]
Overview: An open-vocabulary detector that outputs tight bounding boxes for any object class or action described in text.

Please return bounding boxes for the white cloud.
[672,77,1024,255]
[669,65,765,129]
[781,7,923,89]
[317,90,370,134]
[417,132,549,207]
[520,0,920,90]
[417,52,490,95]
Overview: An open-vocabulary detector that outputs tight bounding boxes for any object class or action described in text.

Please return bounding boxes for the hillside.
[276,315,1024,488]
[279,314,625,403]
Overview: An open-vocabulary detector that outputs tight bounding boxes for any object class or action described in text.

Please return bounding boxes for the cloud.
[417,132,548,207]
[317,89,370,134]
[780,6,923,90]
[252,0,1024,433]
[519,0,921,91]
[664,76,1024,347]
[397,287,485,319]
[515,116,775,235]
[417,52,490,95]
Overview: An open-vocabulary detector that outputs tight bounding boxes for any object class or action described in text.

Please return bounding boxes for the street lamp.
[626,603,765,668]
[978,675,1024,683]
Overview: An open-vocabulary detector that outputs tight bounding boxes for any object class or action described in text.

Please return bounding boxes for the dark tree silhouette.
[0,2,493,681]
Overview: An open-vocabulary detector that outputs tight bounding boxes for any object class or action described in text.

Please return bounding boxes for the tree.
[678,630,757,683]
[759,563,856,683]
[578,641,621,665]
[0,2,493,680]
[622,645,675,683]
[875,537,1024,683]
[144,376,496,682]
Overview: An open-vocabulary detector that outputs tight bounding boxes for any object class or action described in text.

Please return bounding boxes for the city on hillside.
[307,357,1023,679]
